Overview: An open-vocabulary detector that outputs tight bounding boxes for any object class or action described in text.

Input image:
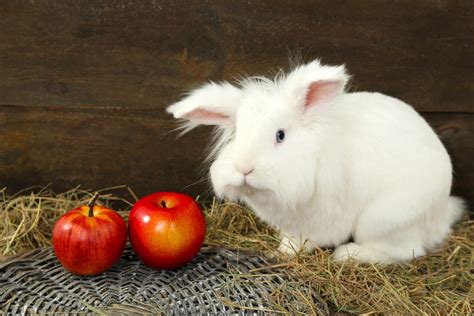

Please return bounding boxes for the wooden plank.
[0,106,472,209]
[0,0,473,112]
[424,112,474,212]
[0,105,212,198]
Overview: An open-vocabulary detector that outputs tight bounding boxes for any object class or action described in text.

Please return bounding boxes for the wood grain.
[0,1,472,112]
[0,105,212,197]
[0,1,472,210]
[425,113,474,211]
[0,105,472,208]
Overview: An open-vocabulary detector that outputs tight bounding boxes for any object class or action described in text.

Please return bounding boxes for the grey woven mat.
[0,246,328,315]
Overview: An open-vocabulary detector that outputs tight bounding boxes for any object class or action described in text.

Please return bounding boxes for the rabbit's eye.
[276,129,285,143]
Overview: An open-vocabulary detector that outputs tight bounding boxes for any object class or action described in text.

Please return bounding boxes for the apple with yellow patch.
[128,192,206,269]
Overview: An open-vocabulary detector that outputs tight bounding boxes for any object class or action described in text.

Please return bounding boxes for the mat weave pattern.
[0,246,327,314]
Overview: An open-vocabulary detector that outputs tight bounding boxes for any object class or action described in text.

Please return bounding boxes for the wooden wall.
[0,1,472,209]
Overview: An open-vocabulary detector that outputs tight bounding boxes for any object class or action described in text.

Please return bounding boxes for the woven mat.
[0,246,327,315]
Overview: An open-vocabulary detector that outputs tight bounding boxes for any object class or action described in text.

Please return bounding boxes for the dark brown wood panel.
[0,1,472,211]
[424,112,474,211]
[0,105,213,198]
[0,1,472,112]
[0,106,472,208]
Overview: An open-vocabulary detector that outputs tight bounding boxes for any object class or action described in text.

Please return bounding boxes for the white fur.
[167,60,465,263]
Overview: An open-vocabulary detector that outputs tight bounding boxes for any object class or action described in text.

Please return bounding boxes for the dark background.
[0,1,472,209]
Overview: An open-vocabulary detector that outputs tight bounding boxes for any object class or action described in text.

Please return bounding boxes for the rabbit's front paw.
[332,243,362,261]
[277,235,313,256]
[332,242,393,264]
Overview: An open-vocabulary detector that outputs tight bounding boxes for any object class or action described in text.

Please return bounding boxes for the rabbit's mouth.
[239,183,270,198]
[217,174,270,202]
[221,182,273,205]
[226,183,258,197]
[241,183,256,193]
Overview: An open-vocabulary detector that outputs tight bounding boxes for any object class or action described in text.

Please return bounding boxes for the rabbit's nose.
[236,165,254,176]
[243,168,254,176]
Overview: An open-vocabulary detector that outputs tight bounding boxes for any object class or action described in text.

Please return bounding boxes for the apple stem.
[160,200,167,208]
[88,192,100,217]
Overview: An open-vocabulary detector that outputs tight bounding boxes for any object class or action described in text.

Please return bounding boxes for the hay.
[207,201,473,314]
[0,187,472,314]
[0,186,132,258]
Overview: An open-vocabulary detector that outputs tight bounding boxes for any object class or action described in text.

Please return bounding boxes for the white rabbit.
[166,60,465,263]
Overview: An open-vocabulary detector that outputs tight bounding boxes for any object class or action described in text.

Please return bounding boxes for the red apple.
[128,192,206,269]
[52,194,127,275]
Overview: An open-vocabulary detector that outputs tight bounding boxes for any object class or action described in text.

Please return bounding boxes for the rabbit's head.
[167,60,348,209]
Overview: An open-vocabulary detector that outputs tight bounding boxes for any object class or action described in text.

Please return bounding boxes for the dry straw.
[0,186,472,314]
[0,186,132,259]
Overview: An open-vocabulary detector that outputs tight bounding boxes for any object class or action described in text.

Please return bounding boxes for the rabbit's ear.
[167,82,242,126]
[283,60,349,111]
[304,79,346,109]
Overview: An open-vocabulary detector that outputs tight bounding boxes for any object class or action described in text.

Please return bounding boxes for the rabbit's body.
[168,61,465,263]
[232,92,461,262]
